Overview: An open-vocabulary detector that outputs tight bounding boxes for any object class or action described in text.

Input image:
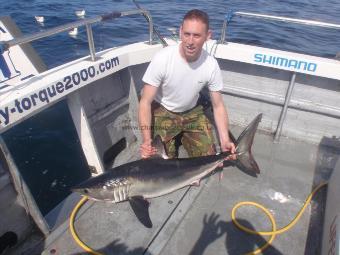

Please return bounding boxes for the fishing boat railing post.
[220,19,227,44]
[143,10,154,45]
[220,11,234,44]
[274,72,297,142]
[132,0,166,46]
[1,9,154,59]
[85,24,96,61]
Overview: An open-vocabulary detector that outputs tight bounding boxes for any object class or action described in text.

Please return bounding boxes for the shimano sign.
[254,53,317,72]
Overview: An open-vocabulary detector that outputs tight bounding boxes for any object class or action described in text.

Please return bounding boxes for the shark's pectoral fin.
[129,196,153,228]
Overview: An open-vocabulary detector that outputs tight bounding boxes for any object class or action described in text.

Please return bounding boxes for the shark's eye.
[83,188,89,194]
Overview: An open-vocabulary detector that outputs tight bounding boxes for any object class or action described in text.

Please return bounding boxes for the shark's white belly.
[130,165,217,199]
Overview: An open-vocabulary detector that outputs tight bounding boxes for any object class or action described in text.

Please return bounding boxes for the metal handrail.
[219,11,340,141]
[1,9,154,61]
[220,11,340,43]
[132,0,168,47]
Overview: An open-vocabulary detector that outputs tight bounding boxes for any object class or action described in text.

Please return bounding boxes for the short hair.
[183,9,209,30]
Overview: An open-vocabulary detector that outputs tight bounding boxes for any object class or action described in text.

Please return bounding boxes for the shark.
[72,114,262,228]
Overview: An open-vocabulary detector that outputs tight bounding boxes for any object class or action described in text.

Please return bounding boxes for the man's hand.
[140,140,157,159]
[221,140,236,161]
[217,139,236,169]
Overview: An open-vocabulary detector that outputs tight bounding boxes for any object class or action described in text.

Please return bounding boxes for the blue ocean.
[1,0,340,215]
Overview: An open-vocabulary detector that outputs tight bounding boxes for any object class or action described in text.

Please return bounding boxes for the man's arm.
[210,91,235,153]
[138,84,158,158]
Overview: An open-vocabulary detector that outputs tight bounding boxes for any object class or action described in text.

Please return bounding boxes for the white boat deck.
[32,125,338,255]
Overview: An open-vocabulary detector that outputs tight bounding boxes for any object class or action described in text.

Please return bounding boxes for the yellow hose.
[69,183,327,255]
[231,182,327,255]
[69,196,104,255]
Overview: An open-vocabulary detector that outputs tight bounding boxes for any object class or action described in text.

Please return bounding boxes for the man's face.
[180,19,211,62]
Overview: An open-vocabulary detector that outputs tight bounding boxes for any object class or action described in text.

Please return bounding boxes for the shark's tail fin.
[234,114,262,174]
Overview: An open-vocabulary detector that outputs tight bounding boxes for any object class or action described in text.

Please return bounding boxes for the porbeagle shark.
[72,114,262,228]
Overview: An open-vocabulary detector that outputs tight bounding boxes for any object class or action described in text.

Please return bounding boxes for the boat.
[0,8,339,255]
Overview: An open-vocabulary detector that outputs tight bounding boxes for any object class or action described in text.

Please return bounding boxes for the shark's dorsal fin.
[129,196,153,228]
[151,135,169,159]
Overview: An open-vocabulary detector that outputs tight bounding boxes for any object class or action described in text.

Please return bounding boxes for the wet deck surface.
[39,126,339,255]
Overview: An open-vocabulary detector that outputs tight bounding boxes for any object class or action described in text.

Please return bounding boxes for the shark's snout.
[71,187,86,194]
[71,182,91,195]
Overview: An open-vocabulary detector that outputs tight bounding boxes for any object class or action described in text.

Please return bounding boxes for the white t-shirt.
[142,44,223,112]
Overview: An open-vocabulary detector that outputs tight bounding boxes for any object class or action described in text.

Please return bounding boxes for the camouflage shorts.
[152,103,216,158]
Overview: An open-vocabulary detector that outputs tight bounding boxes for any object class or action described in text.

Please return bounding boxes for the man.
[138,9,235,158]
